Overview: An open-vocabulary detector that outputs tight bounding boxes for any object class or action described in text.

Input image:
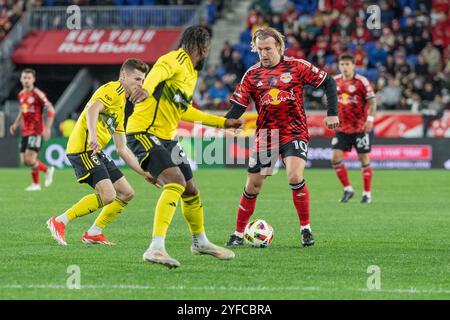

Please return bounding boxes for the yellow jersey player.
[47,58,151,246]
[127,26,242,268]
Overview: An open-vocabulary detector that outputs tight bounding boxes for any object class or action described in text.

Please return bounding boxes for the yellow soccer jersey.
[66,81,126,154]
[126,48,225,140]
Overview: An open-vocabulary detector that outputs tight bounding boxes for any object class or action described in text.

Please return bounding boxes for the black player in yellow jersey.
[47,59,152,246]
[127,26,242,268]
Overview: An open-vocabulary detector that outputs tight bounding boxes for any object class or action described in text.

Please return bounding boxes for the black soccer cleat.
[361,195,372,204]
[339,190,355,203]
[301,229,315,247]
[225,234,244,247]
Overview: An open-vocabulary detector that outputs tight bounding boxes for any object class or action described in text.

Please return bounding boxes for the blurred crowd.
[195,0,450,115]
[2,0,449,115]
[0,0,217,41]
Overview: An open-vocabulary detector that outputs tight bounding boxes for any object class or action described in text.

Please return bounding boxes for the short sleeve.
[297,59,327,88]
[230,72,253,108]
[34,88,49,105]
[360,76,376,100]
[94,84,117,109]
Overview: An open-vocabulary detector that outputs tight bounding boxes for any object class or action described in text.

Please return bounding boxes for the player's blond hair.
[251,27,286,55]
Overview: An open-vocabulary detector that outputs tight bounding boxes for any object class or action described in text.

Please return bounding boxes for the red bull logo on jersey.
[261,88,296,106]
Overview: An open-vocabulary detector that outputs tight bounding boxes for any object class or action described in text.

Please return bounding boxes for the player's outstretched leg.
[332,160,354,203]
[24,151,43,191]
[143,181,185,269]
[47,193,104,245]
[291,180,315,247]
[81,198,129,245]
[361,162,373,204]
[181,189,234,260]
[225,190,258,247]
[82,177,134,245]
[44,166,55,187]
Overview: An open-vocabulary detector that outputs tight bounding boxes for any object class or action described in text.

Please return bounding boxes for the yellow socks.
[152,183,186,237]
[65,194,104,221]
[181,193,205,235]
[94,198,128,229]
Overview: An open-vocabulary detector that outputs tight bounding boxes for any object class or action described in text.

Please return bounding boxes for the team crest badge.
[348,85,356,93]
[280,73,292,83]
[27,97,35,104]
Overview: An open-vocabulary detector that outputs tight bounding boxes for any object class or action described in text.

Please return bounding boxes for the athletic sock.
[235,189,258,234]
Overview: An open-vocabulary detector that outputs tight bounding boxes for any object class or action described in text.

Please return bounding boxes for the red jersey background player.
[332,53,377,204]
[9,69,56,191]
[224,27,339,247]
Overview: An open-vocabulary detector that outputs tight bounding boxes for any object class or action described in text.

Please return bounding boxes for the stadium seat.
[325,54,336,65]
[126,0,141,5]
[112,0,126,5]
[239,30,252,45]
[243,52,259,69]
[216,66,226,78]
[142,0,156,4]
[406,54,419,66]
[364,68,379,83]
[232,43,250,58]
[363,41,376,53]
[43,0,55,5]
[294,0,318,14]
[346,43,357,53]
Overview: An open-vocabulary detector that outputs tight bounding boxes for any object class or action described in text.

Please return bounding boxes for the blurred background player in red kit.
[9,69,55,191]
[332,53,377,204]
[224,27,339,248]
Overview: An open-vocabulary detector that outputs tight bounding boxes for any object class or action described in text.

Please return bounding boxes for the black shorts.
[126,133,193,181]
[20,135,42,153]
[331,131,372,154]
[66,150,123,188]
[248,139,309,175]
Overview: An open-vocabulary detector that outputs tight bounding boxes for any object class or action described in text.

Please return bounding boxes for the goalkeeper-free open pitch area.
[0,168,449,300]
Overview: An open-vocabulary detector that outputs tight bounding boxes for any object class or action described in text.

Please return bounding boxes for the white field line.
[3,284,450,294]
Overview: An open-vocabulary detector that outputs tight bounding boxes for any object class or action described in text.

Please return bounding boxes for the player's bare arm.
[113,133,160,187]
[320,75,340,130]
[43,101,55,140]
[224,118,243,129]
[181,105,243,129]
[9,113,21,135]
[86,100,105,154]
[363,97,377,133]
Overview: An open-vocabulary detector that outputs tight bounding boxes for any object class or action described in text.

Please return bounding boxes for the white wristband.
[367,115,374,122]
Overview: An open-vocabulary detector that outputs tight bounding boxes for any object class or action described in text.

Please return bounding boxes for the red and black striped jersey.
[334,73,375,134]
[231,56,327,150]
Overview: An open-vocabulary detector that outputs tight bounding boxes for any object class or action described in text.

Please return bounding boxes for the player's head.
[119,58,149,97]
[251,27,285,67]
[20,69,36,90]
[179,25,211,71]
[338,53,355,77]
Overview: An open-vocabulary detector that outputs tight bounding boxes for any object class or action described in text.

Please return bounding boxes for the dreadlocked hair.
[179,26,211,55]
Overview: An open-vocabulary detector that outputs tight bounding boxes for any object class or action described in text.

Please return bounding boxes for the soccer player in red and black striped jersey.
[332,53,377,204]
[224,27,339,247]
[9,69,55,191]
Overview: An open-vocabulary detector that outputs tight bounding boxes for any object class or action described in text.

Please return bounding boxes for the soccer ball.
[244,219,274,248]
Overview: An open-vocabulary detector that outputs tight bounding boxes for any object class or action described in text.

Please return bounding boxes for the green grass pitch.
[0,168,449,300]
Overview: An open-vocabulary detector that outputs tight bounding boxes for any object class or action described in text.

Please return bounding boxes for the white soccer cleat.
[44,166,55,187]
[191,242,235,260]
[143,248,180,269]
[25,183,41,191]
